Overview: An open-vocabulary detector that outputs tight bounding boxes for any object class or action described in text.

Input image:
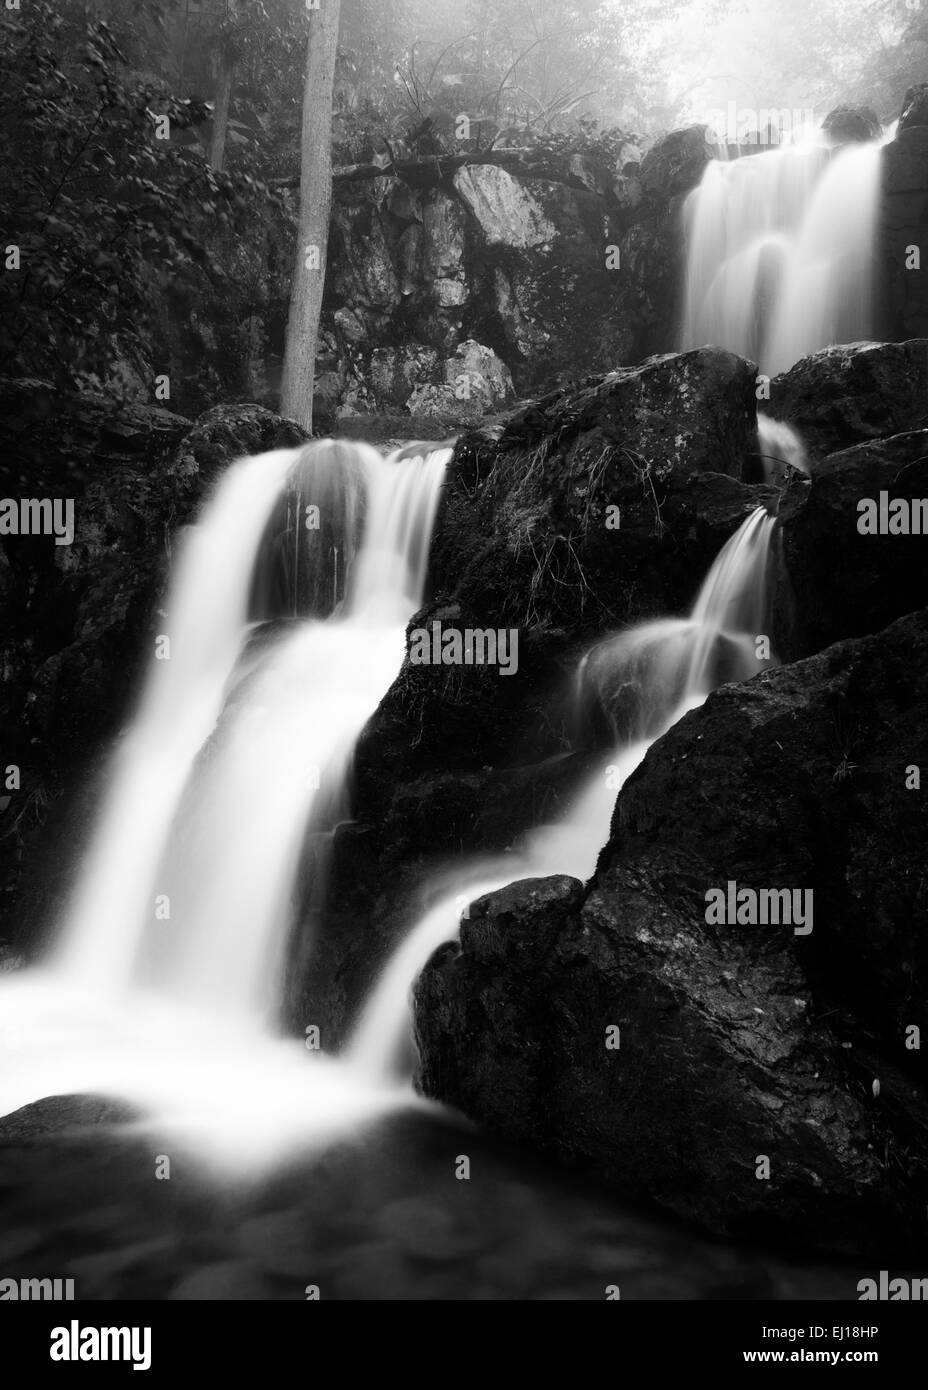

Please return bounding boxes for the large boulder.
[768,340,928,459]
[429,348,765,637]
[638,124,718,197]
[415,610,928,1256]
[773,429,928,660]
[821,105,882,144]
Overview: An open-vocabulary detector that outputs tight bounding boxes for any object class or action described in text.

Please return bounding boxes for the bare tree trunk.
[280,0,342,430]
[210,51,235,172]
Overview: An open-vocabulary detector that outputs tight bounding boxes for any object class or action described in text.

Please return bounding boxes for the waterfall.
[0,439,449,1161]
[50,439,447,1017]
[1,473,775,1162]
[755,416,808,484]
[348,507,777,1082]
[681,137,884,374]
[51,447,303,995]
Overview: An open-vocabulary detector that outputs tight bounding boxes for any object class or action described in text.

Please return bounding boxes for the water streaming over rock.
[348,506,777,1082]
[0,439,449,1161]
[681,137,884,374]
[1,455,775,1165]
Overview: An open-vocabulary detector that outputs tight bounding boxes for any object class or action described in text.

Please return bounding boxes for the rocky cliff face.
[313,130,717,422]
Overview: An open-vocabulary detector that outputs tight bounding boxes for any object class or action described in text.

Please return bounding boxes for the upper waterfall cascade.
[681,136,885,374]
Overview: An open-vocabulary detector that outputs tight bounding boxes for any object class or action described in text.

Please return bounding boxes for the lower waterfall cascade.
[0,448,777,1167]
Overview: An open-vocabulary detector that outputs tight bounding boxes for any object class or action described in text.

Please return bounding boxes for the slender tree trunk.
[280,0,342,430]
[210,51,235,172]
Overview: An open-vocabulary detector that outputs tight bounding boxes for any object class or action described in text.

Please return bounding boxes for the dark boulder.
[0,1095,140,1145]
[773,429,928,660]
[821,105,882,144]
[638,125,718,198]
[431,349,768,636]
[415,610,928,1255]
[768,340,928,459]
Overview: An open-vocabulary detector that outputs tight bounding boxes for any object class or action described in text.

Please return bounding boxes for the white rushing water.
[348,506,777,1083]
[0,439,449,1163]
[755,416,808,484]
[681,136,884,374]
[1,446,775,1165]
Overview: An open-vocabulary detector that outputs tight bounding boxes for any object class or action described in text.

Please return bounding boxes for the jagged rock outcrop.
[414,610,928,1256]
[316,126,720,418]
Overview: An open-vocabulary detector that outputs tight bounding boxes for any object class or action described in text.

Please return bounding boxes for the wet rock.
[773,429,928,659]
[415,611,928,1255]
[768,340,928,459]
[429,349,765,636]
[0,1095,140,1144]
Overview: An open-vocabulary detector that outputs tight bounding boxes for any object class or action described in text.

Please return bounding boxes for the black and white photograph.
[0,0,926,1352]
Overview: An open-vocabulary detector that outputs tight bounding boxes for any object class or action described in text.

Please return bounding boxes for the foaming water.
[755,416,808,484]
[0,439,450,1164]
[348,507,777,1083]
[0,974,403,1170]
[682,137,883,374]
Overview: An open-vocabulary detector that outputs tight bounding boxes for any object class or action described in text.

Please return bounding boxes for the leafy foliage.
[0,0,280,406]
